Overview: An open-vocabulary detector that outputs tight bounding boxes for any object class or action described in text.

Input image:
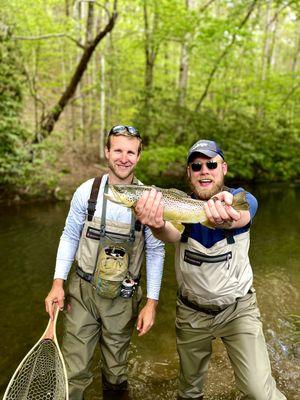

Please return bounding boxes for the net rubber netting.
[5,339,66,400]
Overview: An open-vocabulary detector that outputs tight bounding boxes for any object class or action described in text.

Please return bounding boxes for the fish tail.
[231,191,249,211]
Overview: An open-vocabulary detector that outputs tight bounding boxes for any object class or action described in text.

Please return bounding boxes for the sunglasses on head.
[190,160,223,172]
[108,125,141,138]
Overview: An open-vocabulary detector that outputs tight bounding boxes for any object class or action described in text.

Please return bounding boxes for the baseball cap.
[187,140,224,163]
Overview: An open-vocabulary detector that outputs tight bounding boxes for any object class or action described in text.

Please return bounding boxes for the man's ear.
[187,165,191,179]
[104,146,109,160]
[222,162,228,176]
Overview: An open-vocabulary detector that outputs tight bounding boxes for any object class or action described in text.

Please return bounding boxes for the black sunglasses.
[108,125,141,138]
[190,160,222,172]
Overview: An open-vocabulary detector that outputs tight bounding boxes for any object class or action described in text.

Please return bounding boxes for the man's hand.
[45,279,65,320]
[134,188,181,242]
[136,298,158,336]
[134,188,165,229]
[204,191,243,228]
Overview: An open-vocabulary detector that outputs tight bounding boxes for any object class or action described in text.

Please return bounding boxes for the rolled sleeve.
[245,192,258,220]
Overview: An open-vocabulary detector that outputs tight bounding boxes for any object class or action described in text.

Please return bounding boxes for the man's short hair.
[106,125,143,154]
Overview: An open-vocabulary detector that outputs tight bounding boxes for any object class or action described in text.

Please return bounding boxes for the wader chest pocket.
[184,250,232,267]
[92,245,129,299]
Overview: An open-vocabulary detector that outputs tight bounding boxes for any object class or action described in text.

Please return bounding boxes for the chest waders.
[175,229,253,310]
[76,176,145,299]
[175,231,286,400]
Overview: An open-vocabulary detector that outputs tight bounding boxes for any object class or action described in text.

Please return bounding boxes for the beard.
[188,177,225,200]
[107,160,136,181]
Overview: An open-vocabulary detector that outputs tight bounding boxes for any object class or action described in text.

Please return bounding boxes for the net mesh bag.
[5,339,66,400]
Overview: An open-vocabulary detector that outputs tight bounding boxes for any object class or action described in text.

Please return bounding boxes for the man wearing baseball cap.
[187,139,225,161]
[134,139,286,399]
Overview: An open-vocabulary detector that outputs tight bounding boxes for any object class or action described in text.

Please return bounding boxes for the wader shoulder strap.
[87,176,103,221]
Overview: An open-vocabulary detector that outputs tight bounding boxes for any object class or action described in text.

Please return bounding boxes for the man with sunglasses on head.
[135,139,286,400]
[45,125,165,400]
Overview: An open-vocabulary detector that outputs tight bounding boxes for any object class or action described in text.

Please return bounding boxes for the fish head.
[108,184,141,207]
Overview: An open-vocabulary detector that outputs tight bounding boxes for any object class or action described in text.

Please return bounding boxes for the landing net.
[5,339,67,400]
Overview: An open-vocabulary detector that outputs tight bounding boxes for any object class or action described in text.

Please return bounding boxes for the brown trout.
[105,184,249,231]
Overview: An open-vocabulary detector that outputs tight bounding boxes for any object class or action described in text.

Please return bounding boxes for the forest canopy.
[0,0,299,199]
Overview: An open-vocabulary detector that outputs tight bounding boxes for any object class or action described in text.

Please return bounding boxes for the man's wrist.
[151,220,166,234]
[52,278,65,288]
[146,298,158,308]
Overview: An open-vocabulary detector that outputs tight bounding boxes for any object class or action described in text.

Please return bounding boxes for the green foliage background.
[0,0,299,199]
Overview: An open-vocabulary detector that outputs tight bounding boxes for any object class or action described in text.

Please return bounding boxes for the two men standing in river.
[46,126,286,399]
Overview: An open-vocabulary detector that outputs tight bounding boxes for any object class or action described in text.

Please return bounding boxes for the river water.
[0,183,299,399]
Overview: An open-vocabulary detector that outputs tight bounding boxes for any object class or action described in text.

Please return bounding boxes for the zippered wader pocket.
[184,250,232,267]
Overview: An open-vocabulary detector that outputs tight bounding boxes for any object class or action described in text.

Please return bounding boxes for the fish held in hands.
[105,184,249,231]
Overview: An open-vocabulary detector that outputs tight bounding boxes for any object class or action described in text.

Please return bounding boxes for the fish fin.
[200,219,216,229]
[104,193,121,204]
[170,221,185,234]
[198,209,215,230]
[232,191,249,211]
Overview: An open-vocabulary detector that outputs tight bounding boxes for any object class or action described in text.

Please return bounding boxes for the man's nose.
[120,153,128,163]
[200,163,210,173]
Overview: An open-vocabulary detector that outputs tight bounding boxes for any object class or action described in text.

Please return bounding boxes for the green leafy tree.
[0,30,30,192]
[1,0,300,198]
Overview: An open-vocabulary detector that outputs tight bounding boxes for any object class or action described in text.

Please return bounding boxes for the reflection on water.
[0,183,299,399]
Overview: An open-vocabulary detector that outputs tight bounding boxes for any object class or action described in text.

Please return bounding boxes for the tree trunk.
[194,0,258,113]
[99,53,106,158]
[77,1,85,141]
[97,3,108,159]
[291,21,300,73]
[34,0,118,144]
[261,0,272,83]
[65,0,70,17]
[106,22,115,131]
[143,0,159,141]
[85,1,95,141]
[178,41,189,107]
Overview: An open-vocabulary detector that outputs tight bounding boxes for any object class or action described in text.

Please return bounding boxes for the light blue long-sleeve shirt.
[54,174,165,300]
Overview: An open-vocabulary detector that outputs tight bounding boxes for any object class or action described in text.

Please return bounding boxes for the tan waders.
[62,177,145,399]
[62,273,141,399]
[176,292,287,400]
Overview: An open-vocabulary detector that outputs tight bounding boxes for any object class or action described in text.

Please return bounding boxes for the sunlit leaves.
[0,0,300,195]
